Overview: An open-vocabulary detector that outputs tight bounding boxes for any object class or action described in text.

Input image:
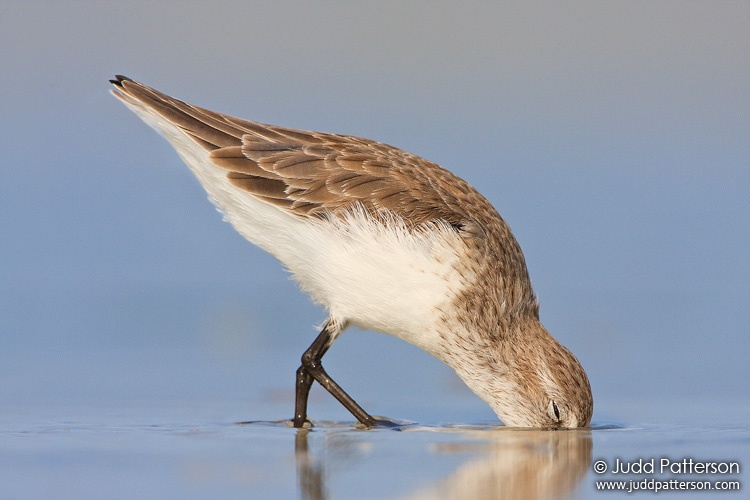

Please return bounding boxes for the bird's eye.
[550,401,561,422]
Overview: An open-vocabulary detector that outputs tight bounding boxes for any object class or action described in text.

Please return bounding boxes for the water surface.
[2,406,747,499]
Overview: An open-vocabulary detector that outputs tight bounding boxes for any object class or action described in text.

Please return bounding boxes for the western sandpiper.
[110,75,593,428]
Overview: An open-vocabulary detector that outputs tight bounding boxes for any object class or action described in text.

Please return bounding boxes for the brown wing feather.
[111,75,496,231]
[214,130,493,229]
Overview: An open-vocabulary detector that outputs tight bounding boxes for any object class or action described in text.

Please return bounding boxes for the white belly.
[124,99,469,354]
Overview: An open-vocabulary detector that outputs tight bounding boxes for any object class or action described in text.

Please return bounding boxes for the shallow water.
[2,404,747,499]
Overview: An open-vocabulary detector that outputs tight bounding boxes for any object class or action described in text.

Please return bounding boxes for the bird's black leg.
[293,319,375,427]
[294,366,315,427]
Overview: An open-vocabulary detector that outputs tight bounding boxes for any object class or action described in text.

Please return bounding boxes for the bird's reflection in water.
[295,429,326,500]
[295,425,592,500]
[409,428,592,500]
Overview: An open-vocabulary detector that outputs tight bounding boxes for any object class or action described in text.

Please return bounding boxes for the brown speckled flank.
[111,75,592,428]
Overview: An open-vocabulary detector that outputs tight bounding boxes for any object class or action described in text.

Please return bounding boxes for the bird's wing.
[110,75,491,231]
